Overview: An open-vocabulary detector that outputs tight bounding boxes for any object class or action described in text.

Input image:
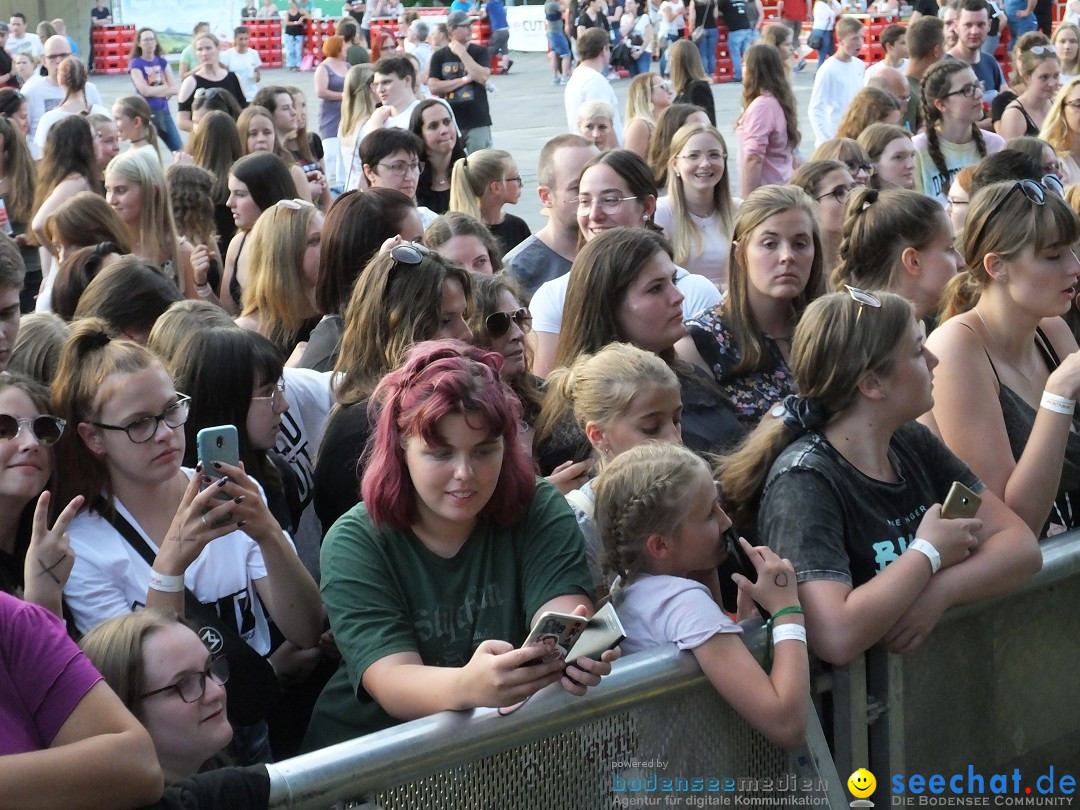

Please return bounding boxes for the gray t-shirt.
[545,0,565,32]
[760,422,983,588]
[504,235,573,298]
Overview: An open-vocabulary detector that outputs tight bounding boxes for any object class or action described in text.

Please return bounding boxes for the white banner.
[508,5,550,53]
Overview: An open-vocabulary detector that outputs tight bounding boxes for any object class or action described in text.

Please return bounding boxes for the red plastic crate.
[715,57,734,82]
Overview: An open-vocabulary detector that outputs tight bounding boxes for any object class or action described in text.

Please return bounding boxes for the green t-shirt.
[302,479,593,749]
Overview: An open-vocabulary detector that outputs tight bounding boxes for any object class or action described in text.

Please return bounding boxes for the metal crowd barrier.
[266,622,849,809]
[830,530,1080,780]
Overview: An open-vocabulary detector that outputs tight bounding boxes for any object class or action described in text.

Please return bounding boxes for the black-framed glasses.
[486,307,532,338]
[970,177,1063,252]
[140,657,230,703]
[846,284,882,325]
[44,51,72,62]
[0,414,66,446]
[501,174,523,185]
[843,159,874,176]
[377,159,424,175]
[816,183,855,204]
[252,379,287,408]
[92,394,191,444]
[943,82,982,99]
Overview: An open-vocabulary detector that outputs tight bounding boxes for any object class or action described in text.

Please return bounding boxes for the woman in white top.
[809,0,842,69]
[337,63,375,191]
[654,123,736,291]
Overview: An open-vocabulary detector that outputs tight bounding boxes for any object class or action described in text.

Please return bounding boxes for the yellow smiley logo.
[848,768,877,799]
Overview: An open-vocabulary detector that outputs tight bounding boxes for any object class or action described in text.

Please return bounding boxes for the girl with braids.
[677,184,826,427]
[913,59,1005,205]
[925,178,1080,537]
[544,342,682,590]
[448,148,531,255]
[832,187,960,323]
[303,339,615,749]
[736,43,800,197]
[593,442,810,749]
[719,290,1037,665]
[655,123,736,290]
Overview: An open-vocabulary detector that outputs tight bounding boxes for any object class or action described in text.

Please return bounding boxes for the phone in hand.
[941,481,981,520]
[196,425,239,501]
[521,611,588,665]
[565,602,625,665]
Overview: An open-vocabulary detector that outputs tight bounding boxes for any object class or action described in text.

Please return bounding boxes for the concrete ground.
[89,50,820,231]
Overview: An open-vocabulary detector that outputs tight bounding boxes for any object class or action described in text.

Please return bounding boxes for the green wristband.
[770,605,804,622]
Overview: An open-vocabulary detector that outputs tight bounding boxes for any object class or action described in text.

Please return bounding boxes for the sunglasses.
[846,284,882,325]
[485,307,532,338]
[275,198,315,210]
[389,241,431,268]
[970,176,1064,252]
[0,414,66,446]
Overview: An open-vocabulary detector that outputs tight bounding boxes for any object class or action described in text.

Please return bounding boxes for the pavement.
[88,50,820,232]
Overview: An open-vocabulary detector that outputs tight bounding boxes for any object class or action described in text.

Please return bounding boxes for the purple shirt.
[0,592,103,754]
[129,55,170,111]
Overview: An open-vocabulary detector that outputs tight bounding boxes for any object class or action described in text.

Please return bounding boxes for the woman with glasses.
[530,149,720,378]
[313,243,473,530]
[235,198,324,358]
[360,127,438,226]
[1038,76,1080,183]
[655,122,735,290]
[926,178,1080,537]
[177,33,248,133]
[809,137,874,186]
[53,319,322,737]
[409,98,464,215]
[623,73,674,160]
[677,184,825,428]
[448,148,532,256]
[127,28,182,153]
[736,43,800,198]
[791,158,855,276]
[646,102,712,189]
[720,289,1038,665]
[998,44,1061,140]
[914,60,1004,206]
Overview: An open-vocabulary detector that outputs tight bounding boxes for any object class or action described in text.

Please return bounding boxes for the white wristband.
[771,624,807,645]
[908,537,941,574]
[1041,391,1076,415]
[147,569,185,593]
[195,282,213,299]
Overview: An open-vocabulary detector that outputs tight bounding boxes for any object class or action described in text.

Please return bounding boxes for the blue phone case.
[196,425,239,499]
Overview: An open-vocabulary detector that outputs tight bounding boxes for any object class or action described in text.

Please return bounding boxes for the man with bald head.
[23,35,102,139]
[867,66,913,129]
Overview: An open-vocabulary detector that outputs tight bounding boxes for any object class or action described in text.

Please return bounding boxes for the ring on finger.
[200,514,209,526]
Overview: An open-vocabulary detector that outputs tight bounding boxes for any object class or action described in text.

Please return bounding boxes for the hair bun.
[88,330,110,349]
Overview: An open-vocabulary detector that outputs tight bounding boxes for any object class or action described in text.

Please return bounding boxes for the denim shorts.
[548,30,571,57]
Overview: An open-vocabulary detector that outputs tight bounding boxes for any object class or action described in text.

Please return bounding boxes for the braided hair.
[594,443,710,583]
[920,60,987,195]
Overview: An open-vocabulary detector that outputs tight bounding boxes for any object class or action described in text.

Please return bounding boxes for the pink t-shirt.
[738,93,794,188]
[0,592,103,754]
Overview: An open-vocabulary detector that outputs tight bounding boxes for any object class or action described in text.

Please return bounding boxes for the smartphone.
[521,611,587,665]
[941,481,981,520]
[196,425,239,501]
[565,603,625,665]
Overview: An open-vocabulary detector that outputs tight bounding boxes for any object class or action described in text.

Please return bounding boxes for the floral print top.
[685,306,796,427]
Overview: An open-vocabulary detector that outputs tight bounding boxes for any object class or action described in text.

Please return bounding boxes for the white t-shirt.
[563,64,624,145]
[64,470,279,654]
[7,33,42,58]
[807,55,866,147]
[653,197,734,291]
[864,58,909,83]
[359,97,421,138]
[658,0,686,37]
[530,263,722,335]
[221,47,263,103]
[23,76,103,139]
[612,574,741,657]
[33,103,111,150]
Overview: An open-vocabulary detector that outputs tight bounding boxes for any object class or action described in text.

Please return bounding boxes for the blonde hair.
[594,442,709,582]
[339,63,375,140]
[578,99,614,123]
[668,39,708,96]
[664,123,734,268]
[449,148,514,221]
[719,290,914,527]
[104,149,181,288]
[146,299,234,371]
[113,95,160,156]
[8,311,68,386]
[1053,22,1080,75]
[625,72,658,124]
[240,200,319,352]
[1040,76,1080,155]
[544,343,679,459]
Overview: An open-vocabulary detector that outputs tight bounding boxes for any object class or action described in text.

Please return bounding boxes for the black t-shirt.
[674,78,717,125]
[718,0,750,32]
[312,399,372,531]
[576,9,612,32]
[179,72,249,113]
[488,213,531,255]
[428,44,492,130]
[90,5,112,22]
[0,50,14,88]
[911,0,937,13]
[760,422,983,589]
[138,766,270,810]
[285,11,305,36]
[693,0,718,29]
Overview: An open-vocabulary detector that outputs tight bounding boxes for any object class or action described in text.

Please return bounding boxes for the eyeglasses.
[140,657,230,703]
[943,82,982,99]
[92,394,191,444]
[846,284,882,325]
[44,52,72,62]
[377,160,424,175]
[1030,44,1057,55]
[0,414,66,446]
[252,379,287,408]
[486,307,532,338]
[501,175,523,185]
[816,183,855,204]
[843,160,874,176]
[275,198,315,210]
[676,150,727,163]
[970,177,1063,251]
[572,194,638,213]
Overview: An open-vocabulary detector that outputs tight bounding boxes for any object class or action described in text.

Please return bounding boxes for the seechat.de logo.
[849,768,877,808]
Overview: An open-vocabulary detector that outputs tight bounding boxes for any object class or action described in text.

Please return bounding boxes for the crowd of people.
[3,0,1080,805]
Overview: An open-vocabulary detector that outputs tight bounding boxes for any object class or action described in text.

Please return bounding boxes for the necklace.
[973,306,1040,383]
[432,176,449,187]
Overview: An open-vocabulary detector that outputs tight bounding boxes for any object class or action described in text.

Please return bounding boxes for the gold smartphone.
[941,481,982,519]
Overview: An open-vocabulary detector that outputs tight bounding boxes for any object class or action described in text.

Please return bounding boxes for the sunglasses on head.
[0,414,66,446]
[970,176,1064,250]
[389,241,431,267]
[485,307,531,338]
